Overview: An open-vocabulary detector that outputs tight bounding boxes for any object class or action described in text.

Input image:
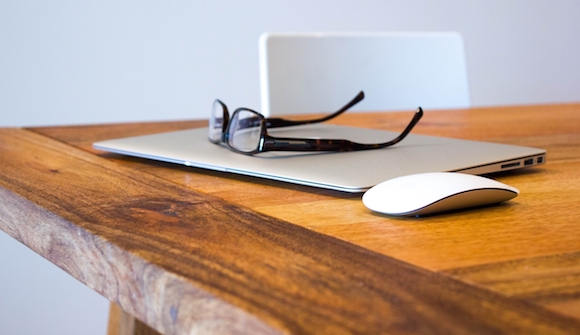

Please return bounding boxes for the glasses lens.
[228,110,262,153]
[209,100,225,142]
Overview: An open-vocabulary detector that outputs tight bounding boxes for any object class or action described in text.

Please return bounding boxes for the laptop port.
[501,162,521,169]
[524,158,534,166]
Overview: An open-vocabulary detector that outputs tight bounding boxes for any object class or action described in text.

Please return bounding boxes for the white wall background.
[1,1,579,334]
[0,231,109,335]
[1,0,580,128]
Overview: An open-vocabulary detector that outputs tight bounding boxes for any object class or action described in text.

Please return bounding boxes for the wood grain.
[32,105,580,270]
[443,252,580,319]
[1,104,580,334]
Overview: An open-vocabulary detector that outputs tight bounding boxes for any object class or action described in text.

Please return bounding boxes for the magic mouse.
[362,172,519,216]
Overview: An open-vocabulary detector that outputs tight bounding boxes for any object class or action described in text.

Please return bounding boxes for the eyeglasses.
[208,91,423,155]
[209,91,365,144]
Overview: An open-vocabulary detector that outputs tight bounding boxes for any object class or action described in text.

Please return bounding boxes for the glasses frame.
[209,91,423,155]
[228,107,423,155]
[209,91,365,144]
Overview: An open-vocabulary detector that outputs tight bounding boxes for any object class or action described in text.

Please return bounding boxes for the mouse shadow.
[366,201,516,221]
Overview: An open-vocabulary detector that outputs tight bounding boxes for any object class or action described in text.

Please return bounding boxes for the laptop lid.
[93,124,546,193]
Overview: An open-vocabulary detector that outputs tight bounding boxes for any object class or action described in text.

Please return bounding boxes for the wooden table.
[1,104,579,335]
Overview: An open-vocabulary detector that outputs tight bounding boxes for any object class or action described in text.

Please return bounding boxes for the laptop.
[93,124,546,193]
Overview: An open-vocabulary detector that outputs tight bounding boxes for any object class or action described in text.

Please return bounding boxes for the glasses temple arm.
[265,91,365,128]
[260,107,423,152]
[383,106,423,147]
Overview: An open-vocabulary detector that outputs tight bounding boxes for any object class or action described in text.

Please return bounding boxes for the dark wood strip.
[443,252,580,319]
[2,128,580,334]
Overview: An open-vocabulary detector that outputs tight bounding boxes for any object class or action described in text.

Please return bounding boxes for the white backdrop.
[1,1,579,334]
[1,0,579,128]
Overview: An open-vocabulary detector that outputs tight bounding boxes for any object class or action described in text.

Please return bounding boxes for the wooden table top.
[1,104,579,334]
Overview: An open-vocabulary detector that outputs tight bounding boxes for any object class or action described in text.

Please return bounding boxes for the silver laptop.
[93,124,546,193]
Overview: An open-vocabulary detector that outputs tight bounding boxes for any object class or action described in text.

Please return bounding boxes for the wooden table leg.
[107,303,161,335]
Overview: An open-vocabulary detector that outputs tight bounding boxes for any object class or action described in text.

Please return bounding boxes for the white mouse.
[362,172,519,216]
